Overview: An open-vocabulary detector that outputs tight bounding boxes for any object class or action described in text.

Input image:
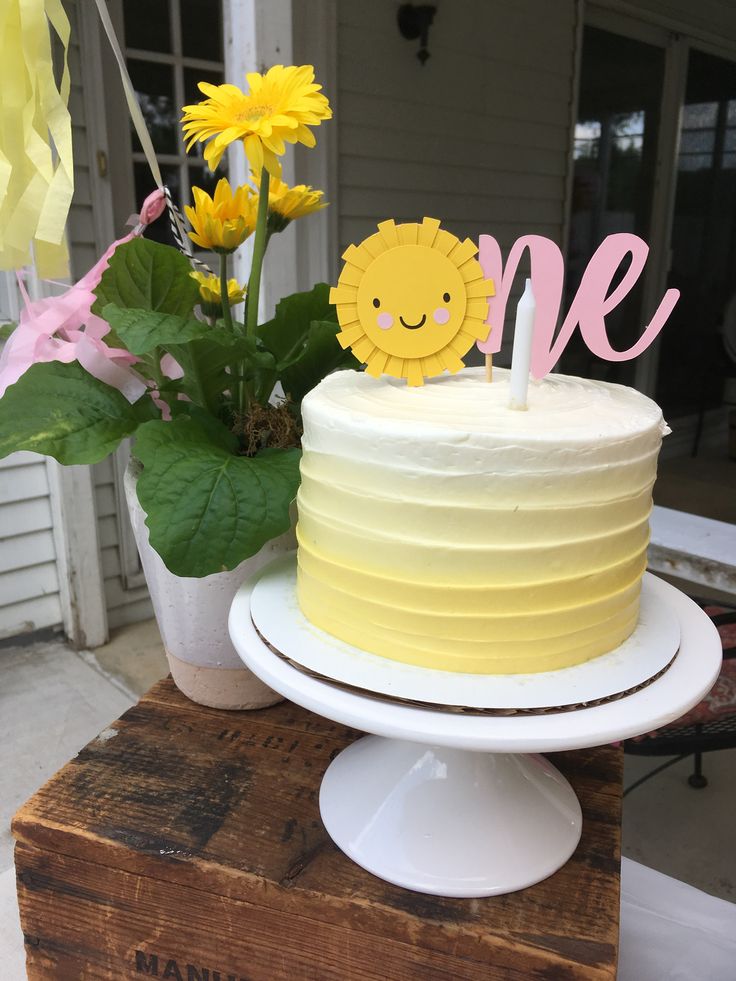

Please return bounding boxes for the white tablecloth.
[619,857,736,980]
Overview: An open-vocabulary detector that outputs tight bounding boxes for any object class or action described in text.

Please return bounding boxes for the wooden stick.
[485,353,493,383]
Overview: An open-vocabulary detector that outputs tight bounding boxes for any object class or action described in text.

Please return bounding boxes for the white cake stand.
[228,563,722,898]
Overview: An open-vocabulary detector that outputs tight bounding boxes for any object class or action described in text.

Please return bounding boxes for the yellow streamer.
[0,0,73,277]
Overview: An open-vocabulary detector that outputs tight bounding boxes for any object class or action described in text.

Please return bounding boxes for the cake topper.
[330,217,495,386]
[477,233,680,378]
[331,221,678,389]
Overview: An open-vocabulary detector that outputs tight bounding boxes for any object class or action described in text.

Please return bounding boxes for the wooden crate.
[13,678,623,980]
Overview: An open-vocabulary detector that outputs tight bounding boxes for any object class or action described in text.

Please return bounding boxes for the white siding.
[0,2,89,642]
[67,0,154,630]
[0,454,62,639]
[0,0,154,643]
[0,266,63,644]
[66,1,100,280]
[92,459,152,630]
[0,251,60,643]
[603,0,736,47]
[336,0,578,360]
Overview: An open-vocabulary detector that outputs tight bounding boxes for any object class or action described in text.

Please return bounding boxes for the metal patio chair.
[624,602,736,793]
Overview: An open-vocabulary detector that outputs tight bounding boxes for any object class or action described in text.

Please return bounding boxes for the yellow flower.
[251,173,326,232]
[184,179,256,253]
[190,271,246,308]
[181,65,332,178]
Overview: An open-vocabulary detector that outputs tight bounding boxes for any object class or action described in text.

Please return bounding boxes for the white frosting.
[296,367,667,673]
[300,368,667,502]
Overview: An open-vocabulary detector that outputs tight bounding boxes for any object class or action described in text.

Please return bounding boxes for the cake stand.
[228,560,722,898]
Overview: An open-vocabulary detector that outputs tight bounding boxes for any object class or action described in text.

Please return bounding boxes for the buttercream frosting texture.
[296,367,667,673]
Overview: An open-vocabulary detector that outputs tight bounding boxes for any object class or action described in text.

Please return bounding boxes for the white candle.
[509,278,536,411]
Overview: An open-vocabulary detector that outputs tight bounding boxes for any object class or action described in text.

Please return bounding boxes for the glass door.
[562,24,666,385]
[655,49,736,420]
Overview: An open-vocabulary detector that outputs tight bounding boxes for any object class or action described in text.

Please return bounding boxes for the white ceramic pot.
[123,462,294,710]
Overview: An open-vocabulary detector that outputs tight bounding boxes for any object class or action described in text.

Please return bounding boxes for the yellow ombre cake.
[296,366,669,674]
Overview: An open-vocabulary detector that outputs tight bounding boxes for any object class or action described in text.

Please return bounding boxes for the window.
[564,25,665,385]
[122,0,225,245]
[656,49,736,417]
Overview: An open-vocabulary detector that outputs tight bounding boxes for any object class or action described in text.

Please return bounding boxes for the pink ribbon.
[0,190,169,403]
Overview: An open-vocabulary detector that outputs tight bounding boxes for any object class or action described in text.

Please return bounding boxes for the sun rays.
[329,218,495,386]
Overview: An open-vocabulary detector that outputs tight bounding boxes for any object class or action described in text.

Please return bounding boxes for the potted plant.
[0,65,355,709]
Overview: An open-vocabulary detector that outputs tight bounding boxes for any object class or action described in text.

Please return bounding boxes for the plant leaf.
[173,405,239,453]
[281,319,359,406]
[93,238,199,318]
[101,305,215,355]
[0,361,156,464]
[256,282,336,366]
[165,334,274,416]
[134,416,300,576]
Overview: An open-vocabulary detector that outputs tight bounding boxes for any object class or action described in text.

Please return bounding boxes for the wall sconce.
[397,4,437,66]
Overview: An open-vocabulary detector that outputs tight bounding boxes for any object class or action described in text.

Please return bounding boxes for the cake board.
[248,556,681,712]
[229,562,722,898]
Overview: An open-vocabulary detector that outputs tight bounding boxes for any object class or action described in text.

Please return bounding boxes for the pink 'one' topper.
[477,233,680,378]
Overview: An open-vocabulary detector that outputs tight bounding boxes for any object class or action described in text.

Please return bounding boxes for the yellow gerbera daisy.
[190,271,246,309]
[181,64,332,177]
[184,179,256,253]
[251,173,326,233]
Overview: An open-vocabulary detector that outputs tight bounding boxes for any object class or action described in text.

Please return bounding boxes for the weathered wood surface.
[13,678,623,980]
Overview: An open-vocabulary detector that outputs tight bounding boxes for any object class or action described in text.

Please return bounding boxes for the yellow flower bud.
[184,179,256,254]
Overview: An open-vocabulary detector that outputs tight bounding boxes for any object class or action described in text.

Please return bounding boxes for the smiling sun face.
[329,217,495,386]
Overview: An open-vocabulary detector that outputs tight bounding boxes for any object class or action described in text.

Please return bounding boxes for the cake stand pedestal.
[229,570,721,898]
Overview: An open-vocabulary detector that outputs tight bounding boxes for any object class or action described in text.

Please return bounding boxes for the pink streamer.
[0,190,167,402]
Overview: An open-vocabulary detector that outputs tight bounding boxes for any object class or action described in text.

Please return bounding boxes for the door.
[567,11,736,440]
[655,48,736,422]
[563,21,667,386]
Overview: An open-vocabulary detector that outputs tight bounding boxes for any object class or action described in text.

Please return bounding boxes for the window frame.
[123,0,226,214]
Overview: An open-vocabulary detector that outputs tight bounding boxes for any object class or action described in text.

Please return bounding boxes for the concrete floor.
[0,621,167,872]
[0,622,167,981]
[623,751,736,902]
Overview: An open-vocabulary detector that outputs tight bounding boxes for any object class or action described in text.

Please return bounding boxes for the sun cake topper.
[330,217,495,386]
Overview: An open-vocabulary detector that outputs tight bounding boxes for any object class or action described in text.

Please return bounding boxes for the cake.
[295,366,668,674]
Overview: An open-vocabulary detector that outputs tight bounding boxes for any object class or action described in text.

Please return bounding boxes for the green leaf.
[0,361,156,464]
[166,338,227,417]
[93,238,199,318]
[173,405,239,453]
[165,333,272,416]
[101,305,215,355]
[167,331,240,416]
[281,319,359,406]
[0,322,17,341]
[257,282,336,367]
[134,416,300,576]
[237,335,278,375]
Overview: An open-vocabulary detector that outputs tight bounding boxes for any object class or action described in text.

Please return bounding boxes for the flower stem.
[245,168,270,337]
[219,253,234,333]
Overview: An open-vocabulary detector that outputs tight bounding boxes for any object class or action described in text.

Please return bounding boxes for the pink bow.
[0,190,169,404]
